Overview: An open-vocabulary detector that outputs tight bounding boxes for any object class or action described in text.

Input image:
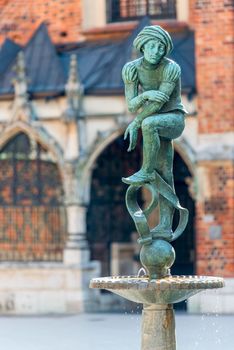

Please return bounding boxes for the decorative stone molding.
[197,133,234,161]
[11,51,35,123]
[63,160,80,205]
[0,120,64,169]
[63,54,84,122]
[63,54,87,158]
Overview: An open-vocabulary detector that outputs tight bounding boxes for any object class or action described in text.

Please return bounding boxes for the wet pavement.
[0,312,233,350]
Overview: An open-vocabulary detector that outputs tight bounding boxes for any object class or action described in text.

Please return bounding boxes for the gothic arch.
[0,120,65,178]
[78,127,196,205]
[0,128,67,261]
[77,128,124,204]
[174,137,196,177]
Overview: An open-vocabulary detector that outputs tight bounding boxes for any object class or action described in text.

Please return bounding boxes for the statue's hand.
[124,120,140,152]
[143,90,169,104]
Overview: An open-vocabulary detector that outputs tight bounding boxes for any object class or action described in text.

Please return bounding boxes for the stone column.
[63,161,90,265]
[141,304,176,350]
[63,204,90,265]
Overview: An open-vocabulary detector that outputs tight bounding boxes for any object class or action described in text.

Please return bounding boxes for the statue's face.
[142,39,165,65]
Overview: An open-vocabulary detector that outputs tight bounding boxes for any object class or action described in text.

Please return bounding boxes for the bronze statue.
[122,26,188,245]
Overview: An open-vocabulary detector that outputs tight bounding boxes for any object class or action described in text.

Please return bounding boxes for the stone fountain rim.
[90,275,224,290]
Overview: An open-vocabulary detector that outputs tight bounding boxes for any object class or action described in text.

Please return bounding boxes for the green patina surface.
[122,25,189,279]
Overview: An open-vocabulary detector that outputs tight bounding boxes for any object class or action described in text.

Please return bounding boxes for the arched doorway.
[87,134,143,277]
[87,134,195,279]
[0,132,67,261]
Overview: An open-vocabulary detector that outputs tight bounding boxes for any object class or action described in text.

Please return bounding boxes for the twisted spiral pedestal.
[125,178,188,280]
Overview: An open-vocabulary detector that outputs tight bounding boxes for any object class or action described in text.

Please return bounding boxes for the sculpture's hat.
[133,25,173,56]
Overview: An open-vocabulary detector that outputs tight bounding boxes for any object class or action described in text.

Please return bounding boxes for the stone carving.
[121,26,189,278]
[64,54,87,157]
[11,51,35,122]
[63,160,79,204]
[64,54,84,121]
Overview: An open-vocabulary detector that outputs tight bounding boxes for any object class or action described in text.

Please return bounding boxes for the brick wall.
[0,0,9,8]
[191,0,234,277]
[196,161,234,277]
[190,0,234,133]
[0,0,83,45]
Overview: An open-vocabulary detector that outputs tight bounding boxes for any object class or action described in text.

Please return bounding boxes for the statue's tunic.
[122,57,187,114]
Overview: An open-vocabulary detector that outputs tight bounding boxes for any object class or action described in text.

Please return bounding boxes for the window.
[107,0,177,22]
[0,133,66,261]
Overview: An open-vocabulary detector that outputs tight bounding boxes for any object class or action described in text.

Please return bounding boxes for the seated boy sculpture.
[122,25,187,241]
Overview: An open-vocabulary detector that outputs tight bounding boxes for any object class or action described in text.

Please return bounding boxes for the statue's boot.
[122,169,156,185]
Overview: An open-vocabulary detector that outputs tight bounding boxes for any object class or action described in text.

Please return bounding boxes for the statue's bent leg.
[152,138,175,240]
[150,111,185,240]
[122,116,160,184]
[141,111,184,175]
[141,116,161,173]
[122,112,184,185]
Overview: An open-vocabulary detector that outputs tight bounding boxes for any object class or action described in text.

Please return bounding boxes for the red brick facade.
[190,0,234,133]
[0,0,83,45]
[196,161,234,276]
[191,0,234,277]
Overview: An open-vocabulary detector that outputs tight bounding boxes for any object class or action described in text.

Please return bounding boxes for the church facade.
[0,0,233,314]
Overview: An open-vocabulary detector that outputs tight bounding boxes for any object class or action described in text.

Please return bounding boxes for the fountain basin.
[90,275,224,304]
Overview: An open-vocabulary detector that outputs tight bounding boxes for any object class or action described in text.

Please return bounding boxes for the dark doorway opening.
[87,134,143,277]
[87,134,195,308]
